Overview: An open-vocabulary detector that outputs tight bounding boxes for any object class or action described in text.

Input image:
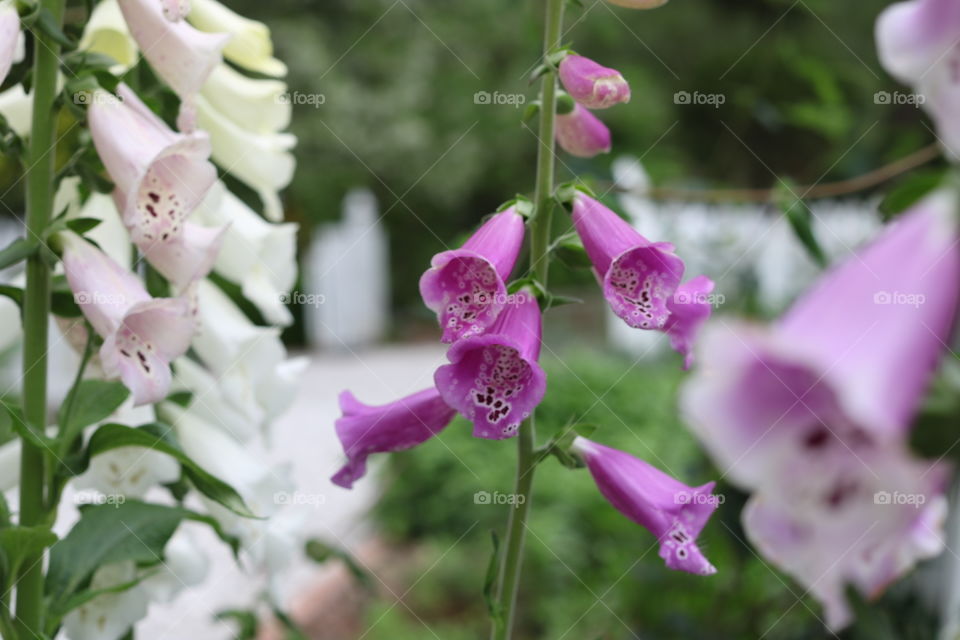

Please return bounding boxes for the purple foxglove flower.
[558,55,631,110]
[118,0,227,108]
[573,193,713,364]
[331,387,456,489]
[0,1,19,86]
[664,275,715,369]
[419,207,525,343]
[88,84,224,288]
[572,436,718,576]
[60,232,195,405]
[555,104,611,158]
[161,0,190,21]
[434,291,546,440]
[682,192,960,629]
[876,0,960,157]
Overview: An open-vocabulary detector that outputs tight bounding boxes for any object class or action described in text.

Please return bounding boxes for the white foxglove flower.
[201,64,290,134]
[160,0,190,22]
[188,0,287,77]
[0,84,30,137]
[78,0,138,71]
[195,94,296,221]
[194,181,298,325]
[192,279,306,427]
[0,0,20,86]
[139,527,209,602]
[172,356,259,441]
[73,447,179,499]
[62,562,149,640]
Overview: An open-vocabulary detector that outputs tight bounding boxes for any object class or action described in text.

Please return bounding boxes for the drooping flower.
[63,562,149,640]
[0,0,20,86]
[194,180,298,325]
[332,387,457,489]
[572,436,718,575]
[173,356,260,442]
[876,0,960,157]
[188,0,287,77]
[555,103,611,158]
[435,291,546,440]
[117,0,227,119]
[558,55,631,110]
[573,192,714,364]
[161,0,189,21]
[419,207,525,343]
[681,191,960,629]
[87,84,225,288]
[79,0,140,71]
[60,232,195,405]
[201,64,291,134]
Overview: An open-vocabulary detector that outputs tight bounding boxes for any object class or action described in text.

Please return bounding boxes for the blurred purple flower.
[559,54,631,110]
[572,436,718,575]
[555,104,611,158]
[682,192,960,629]
[420,208,525,343]
[435,291,546,440]
[331,387,457,489]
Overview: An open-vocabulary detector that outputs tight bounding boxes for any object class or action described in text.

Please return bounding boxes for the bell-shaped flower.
[200,63,291,134]
[0,84,31,137]
[0,0,20,86]
[161,0,189,21]
[117,0,228,110]
[188,0,287,77]
[79,0,139,71]
[194,180,298,325]
[60,232,195,405]
[664,275,715,369]
[555,103,611,158]
[419,207,525,343]
[173,356,260,442]
[573,436,718,575]
[681,191,960,629]
[194,93,296,221]
[876,0,960,157]
[62,562,149,640]
[559,55,631,110]
[332,387,457,489]
[192,279,307,427]
[87,84,224,288]
[435,291,546,440]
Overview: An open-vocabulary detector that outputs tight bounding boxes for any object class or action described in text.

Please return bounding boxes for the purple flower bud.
[555,104,611,158]
[573,437,718,576]
[420,208,525,343]
[331,387,457,489]
[435,292,546,440]
[559,55,631,110]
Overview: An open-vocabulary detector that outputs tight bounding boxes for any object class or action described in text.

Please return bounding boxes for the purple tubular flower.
[664,275,716,369]
[572,436,718,576]
[331,387,457,489]
[419,207,525,343]
[434,291,546,440]
[559,55,631,110]
[681,191,960,629]
[555,104,611,158]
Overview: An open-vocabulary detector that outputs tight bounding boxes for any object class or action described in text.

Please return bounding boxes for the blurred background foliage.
[231,0,930,316]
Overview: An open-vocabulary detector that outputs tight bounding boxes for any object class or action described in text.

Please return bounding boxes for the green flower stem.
[16,0,66,636]
[491,1,565,638]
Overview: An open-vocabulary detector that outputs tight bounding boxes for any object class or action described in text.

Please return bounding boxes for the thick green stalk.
[491,1,565,638]
[16,0,66,636]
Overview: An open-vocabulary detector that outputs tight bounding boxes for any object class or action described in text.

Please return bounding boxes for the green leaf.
[216,609,259,640]
[0,284,22,308]
[483,530,503,631]
[879,168,946,220]
[64,217,102,234]
[0,526,58,591]
[0,237,37,270]
[304,539,372,590]
[51,571,152,623]
[272,607,309,640]
[774,181,827,268]
[551,232,592,269]
[51,274,83,317]
[34,6,76,49]
[46,500,238,606]
[58,380,130,447]
[84,423,257,518]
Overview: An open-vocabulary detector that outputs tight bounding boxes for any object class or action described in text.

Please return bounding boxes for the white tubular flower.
[78,0,138,71]
[192,279,306,427]
[0,84,32,137]
[0,0,20,86]
[195,93,296,222]
[201,64,291,134]
[194,181,298,326]
[62,562,149,640]
[72,191,135,269]
[139,527,209,602]
[172,356,259,442]
[188,0,287,77]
